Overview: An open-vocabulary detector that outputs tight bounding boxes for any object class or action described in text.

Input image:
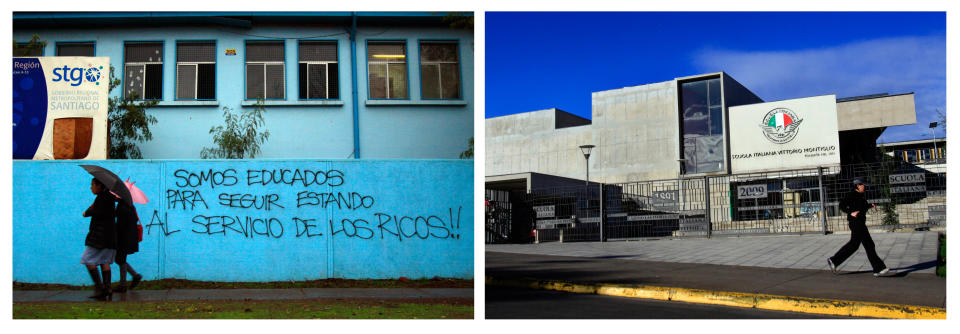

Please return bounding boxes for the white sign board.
[13,57,109,160]
[737,184,768,199]
[729,95,840,173]
[889,173,925,184]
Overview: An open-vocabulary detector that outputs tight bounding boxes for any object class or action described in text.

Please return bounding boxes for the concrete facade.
[486,72,917,186]
[14,12,474,160]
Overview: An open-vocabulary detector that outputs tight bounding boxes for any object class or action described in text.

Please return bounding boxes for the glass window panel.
[420,43,457,62]
[125,42,162,62]
[421,64,440,99]
[367,42,406,59]
[388,64,407,99]
[124,64,145,99]
[197,64,216,100]
[176,64,197,100]
[246,41,284,62]
[440,63,460,99]
[709,106,723,135]
[695,135,724,173]
[177,41,215,62]
[327,63,339,99]
[265,64,285,99]
[299,41,337,62]
[308,64,326,99]
[57,43,94,56]
[368,64,387,99]
[144,64,163,99]
[708,78,721,106]
[246,64,264,100]
[298,63,308,99]
[15,43,43,56]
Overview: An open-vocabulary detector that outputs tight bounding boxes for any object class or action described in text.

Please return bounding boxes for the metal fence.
[487,161,945,243]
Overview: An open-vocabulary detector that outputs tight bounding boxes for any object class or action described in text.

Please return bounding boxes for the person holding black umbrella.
[113,198,142,292]
[82,178,117,300]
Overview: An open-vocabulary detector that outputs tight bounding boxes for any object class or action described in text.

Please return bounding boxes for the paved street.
[486,286,851,319]
[487,230,940,274]
[485,231,945,318]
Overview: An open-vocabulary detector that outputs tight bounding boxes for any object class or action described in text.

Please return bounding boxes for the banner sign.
[889,173,925,184]
[728,95,840,173]
[737,184,768,199]
[13,57,109,160]
[534,205,555,218]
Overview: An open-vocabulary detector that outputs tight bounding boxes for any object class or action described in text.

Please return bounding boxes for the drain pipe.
[349,12,361,159]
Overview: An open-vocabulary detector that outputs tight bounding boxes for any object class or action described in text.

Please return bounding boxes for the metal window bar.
[56,43,95,56]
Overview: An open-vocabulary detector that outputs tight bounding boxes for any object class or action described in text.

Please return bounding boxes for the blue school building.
[13,12,475,159]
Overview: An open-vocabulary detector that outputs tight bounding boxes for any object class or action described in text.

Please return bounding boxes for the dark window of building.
[246,41,285,100]
[367,41,408,99]
[124,42,163,100]
[680,77,724,174]
[56,42,95,56]
[176,41,216,100]
[298,41,339,99]
[14,42,43,56]
[420,41,460,99]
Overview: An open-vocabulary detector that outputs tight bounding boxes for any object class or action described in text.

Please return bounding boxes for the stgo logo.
[51,64,103,87]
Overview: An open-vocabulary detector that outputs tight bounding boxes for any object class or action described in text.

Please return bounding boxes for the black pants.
[830,216,887,273]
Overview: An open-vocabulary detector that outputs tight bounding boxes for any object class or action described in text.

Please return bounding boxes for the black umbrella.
[79,164,133,206]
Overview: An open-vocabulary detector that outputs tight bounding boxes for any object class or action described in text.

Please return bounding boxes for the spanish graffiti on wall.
[13,160,473,285]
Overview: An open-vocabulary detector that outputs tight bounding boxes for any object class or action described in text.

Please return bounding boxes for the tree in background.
[459,137,473,159]
[201,98,270,159]
[12,34,46,56]
[108,65,158,159]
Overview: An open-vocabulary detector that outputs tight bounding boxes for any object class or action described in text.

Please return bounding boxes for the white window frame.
[419,42,460,99]
[246,61,285,100]
[124,42,163,100]
[300,61,337,99]
[124,61,163,100]
[176,61,215,100]
[367,42,407,99]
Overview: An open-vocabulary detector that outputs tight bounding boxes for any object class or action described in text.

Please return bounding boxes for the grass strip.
[14,298,473,319]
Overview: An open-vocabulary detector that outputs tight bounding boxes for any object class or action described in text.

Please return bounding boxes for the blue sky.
[485,12,946,143]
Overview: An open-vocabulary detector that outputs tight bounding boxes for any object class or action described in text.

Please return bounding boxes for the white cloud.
[693,35,945,143]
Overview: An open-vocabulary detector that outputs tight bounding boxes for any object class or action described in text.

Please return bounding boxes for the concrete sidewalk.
[14,288,473,303]
[485,231,945,318]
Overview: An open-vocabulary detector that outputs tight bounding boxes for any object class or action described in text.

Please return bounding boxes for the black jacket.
[839,189,872,220]
[84,192,117,249]
[115,201,140,254]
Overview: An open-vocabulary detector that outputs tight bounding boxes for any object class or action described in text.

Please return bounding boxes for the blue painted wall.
[13,18,474,159]
[13,160,473,284]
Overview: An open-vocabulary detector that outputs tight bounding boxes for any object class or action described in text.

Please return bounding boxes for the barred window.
[367,41,408,99]
[124,42,163,100]
[298,41,339,99]
[56,42,95,56]
[246,40,285,100]
[176,41,216,100]
[14,42,43,56]
[419,42,460,99]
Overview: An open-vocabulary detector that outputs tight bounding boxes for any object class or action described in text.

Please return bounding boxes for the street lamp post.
[579,145,595,188]
[930,122,939,162]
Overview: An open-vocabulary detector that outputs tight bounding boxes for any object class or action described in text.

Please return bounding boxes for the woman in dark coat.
[114,199,142,292]
[81,178,117,300]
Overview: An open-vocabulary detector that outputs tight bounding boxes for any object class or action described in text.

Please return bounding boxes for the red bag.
[137,223,143,242]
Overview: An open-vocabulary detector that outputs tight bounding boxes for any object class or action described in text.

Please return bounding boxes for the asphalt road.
[486,286,854,319]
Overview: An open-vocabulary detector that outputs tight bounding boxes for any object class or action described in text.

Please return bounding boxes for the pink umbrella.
[124,178,149,204]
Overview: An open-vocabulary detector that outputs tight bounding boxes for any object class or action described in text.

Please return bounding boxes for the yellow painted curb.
[486,277,945,319]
